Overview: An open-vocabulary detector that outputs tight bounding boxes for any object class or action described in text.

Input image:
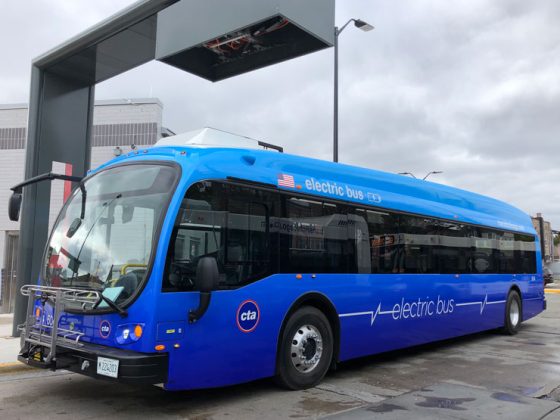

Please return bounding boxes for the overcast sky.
[0,0,559,228]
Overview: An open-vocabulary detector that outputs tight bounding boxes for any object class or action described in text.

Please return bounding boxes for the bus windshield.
[43,163,177,307]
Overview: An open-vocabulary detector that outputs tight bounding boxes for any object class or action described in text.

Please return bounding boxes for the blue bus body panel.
[60,145,545,390]
[157,272,544,390]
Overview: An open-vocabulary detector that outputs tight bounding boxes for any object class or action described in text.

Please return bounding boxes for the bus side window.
[284,197,325,273]
[322,202,352,273]
[163,182,227,292]
[471,227,496,273]
[350,209,371,274]
[514,233,536,274]
[281,198,352,274]
[399,215,439,274]
[498,232,516,274]
[364,210,399,274]
[435,222,471,274]
[225,196,270,286]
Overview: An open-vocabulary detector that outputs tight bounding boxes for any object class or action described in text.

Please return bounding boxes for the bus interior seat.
[115,272,139,298]
[225,243,245,285]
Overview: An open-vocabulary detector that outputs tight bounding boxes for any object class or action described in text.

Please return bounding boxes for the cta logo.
[236,300,260,333]
[99,320,111,339]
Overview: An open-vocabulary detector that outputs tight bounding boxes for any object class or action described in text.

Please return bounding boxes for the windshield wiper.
[95,293,128,318]
[78,181,87,219]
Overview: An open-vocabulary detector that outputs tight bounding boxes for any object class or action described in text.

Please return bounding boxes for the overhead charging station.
[13,0,335,333]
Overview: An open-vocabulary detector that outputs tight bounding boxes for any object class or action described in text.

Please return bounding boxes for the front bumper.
[19,341,168,385]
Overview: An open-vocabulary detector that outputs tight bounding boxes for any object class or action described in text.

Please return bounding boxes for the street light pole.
[333,18,374,163]
[334,25,339,163]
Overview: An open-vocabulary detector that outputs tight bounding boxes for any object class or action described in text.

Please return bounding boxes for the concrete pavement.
[0,313,21,364]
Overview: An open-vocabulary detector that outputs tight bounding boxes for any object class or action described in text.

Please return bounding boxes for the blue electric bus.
[12,130,545,390]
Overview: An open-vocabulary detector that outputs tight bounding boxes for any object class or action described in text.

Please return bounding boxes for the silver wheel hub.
[510,299,520,327]
[290,324,323,373]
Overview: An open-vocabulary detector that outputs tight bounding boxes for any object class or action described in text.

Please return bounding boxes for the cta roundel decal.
[236,300,260,333]
[99,320,111,339]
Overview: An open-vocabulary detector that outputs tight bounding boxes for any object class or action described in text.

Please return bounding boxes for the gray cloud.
[0,0,559,227]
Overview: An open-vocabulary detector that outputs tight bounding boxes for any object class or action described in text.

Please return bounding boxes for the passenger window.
[364,210,399,274]
[350,209,371,274]
[435,222,471,274]
[279,198,352,274]
[514,233,536,274]
[471,228,497,273]
[399,216,439,274]
[284,198,326,273]
[498,232,516,274]
[225,197,269,286]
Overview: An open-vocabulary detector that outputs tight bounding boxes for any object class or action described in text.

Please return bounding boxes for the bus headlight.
[115,323,145,344]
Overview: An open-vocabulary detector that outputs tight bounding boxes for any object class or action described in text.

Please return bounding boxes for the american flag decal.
[277,173,295,188]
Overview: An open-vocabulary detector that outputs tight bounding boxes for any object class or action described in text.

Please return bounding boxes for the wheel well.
[510,284,522,299]
[509,284,523,317]
[276,293,340,371]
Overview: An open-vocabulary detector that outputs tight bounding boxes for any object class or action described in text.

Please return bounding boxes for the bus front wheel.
[503,290,522,335]
[276,306,333,390]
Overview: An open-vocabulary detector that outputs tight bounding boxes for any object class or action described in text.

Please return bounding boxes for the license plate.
[97,357,119,378]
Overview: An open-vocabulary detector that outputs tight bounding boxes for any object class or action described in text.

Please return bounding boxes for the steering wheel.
[169,261,196,290]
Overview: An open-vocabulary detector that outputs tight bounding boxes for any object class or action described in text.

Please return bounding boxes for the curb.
[0,362,36,375]
[545,289,560,294]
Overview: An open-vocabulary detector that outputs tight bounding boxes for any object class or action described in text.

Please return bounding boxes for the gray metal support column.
[12,67,94,336]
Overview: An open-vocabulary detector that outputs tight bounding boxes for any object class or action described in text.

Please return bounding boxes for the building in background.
[531,213,554,263]
[0,98,166,313]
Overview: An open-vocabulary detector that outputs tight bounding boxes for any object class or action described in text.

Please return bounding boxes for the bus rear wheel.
[503,290,522,335]
[276,306,333,390]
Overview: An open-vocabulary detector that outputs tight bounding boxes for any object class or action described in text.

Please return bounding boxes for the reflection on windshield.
[44,164,177,306]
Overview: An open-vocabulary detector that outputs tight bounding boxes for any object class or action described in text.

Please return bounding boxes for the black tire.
[503,290,522,335]
[276,306,333,390]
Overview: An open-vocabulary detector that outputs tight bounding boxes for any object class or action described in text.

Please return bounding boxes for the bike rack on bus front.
[19,285,100,367]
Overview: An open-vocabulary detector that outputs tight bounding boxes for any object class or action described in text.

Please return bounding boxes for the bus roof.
[96,144,536,235]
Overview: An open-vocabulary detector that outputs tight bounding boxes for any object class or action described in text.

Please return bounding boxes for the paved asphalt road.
[1,294,560,419]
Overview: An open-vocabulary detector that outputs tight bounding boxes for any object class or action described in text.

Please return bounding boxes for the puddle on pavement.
[491,392,528,404]
[415,396,475,411]
[366,402,407,413]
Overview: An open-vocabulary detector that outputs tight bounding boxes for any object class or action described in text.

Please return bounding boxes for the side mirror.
[195,257,219,292]
[8,191,22,222]
[188,257,219,323]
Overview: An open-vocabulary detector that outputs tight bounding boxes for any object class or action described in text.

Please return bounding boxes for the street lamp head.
[354,19,374,32]
[422,171,443,180]
[398,172,417,179]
